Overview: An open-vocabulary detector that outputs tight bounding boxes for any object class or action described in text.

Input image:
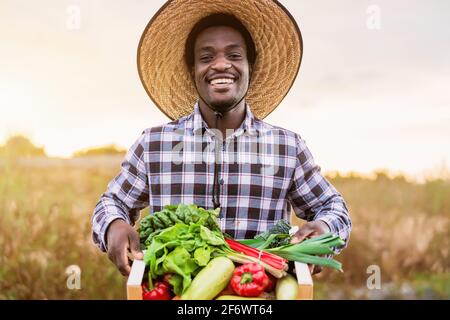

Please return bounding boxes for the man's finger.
[290,227,313,244]
[117,259,131,276]
[312,265,323,275]
[108,245,131,276]
[129,231,144,260]
[117,241,131,276]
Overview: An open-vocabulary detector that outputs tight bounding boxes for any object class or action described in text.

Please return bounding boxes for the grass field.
[0,157,449,299]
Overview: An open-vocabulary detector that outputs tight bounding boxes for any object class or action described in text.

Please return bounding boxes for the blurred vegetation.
[0,158,128,299]
[0,135,126,159]
[0,153,448,299]
[72,145,126,158]
[299,171,450,300]
[0,135,46,158]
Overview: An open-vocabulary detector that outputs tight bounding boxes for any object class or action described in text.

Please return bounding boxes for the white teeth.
[210,78,235,85]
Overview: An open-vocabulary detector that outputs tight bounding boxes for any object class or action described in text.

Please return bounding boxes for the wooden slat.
[294,261,314,300]
[126,259,146,300]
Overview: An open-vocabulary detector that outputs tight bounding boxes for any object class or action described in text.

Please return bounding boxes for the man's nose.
[211,57,232,71]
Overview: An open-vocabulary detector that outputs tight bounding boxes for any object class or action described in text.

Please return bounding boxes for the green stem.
[224,251,286,278]
[240,272,253,284]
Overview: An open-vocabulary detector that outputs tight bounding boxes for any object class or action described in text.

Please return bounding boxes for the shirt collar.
[192,101,259,137]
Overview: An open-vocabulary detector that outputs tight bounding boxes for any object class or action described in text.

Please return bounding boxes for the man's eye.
[200,56,213,62]
[229,53,242,59]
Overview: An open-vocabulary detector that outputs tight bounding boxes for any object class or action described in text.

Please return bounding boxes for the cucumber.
[275,273,299,300]
[216,295,266,300]
[181,257,235,300]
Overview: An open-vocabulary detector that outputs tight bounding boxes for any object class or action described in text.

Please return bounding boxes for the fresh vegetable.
[224,249,286,278]
[144,221,228,296]
[216,295,266,300]
[139,204,345,301]
[181,257,235,300]
[275,274,299,300]
[238,221,345,271]
[240,231,345,271]
[225,238,288,270]
[230,263,270,297]
[239,220,292,249]
[141,205,289,297]
[142,281,171,300]
[265,233,345,271]
[139,204,221,247]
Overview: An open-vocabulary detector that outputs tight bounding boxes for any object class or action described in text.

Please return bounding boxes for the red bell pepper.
[142,281,171,300]
[230,263,270,297]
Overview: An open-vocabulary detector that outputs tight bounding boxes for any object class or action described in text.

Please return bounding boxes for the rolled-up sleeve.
[91,131,150,252]
[288,135,352,253]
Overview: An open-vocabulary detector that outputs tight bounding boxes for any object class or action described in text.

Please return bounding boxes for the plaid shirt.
[92,103,351,252]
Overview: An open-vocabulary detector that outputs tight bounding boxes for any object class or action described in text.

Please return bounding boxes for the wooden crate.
[127,259,313,300]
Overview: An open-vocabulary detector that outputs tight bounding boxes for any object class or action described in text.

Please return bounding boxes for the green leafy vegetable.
[238,219,292,249]
[163,246,199,292]
[193,246,211,266]
[200,226,224,246]
[140,204,226,296]
[265,232,345,271]
[168,274,183,295]
[138,204,221,247]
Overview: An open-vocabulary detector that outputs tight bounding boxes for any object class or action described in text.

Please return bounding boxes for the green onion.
[240,232,346,272]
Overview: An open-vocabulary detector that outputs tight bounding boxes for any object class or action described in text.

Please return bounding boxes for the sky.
[1,0,449,179]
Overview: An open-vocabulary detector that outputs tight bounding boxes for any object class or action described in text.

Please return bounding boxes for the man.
[92,0,351,277]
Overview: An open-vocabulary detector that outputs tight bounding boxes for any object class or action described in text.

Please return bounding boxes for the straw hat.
[137,0,303,120]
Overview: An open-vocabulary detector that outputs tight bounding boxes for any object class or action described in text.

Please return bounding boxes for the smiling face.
[192,26,251,113]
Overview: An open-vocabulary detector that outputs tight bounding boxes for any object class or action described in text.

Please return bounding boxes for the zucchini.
[275,273,299,300]
[181,257,235,300]
[216,295,266,300]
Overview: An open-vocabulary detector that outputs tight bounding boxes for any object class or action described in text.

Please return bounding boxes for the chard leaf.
[193,246,211,266]
[180,239,197,252]
[163,246,199,294]
[157,223,189,242]
[200,226,225,246]
[168,274,183,296]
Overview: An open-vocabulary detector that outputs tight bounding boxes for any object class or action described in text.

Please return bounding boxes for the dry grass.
[0,157,449,299]
[307,174,450,299]
[0,158,128,299]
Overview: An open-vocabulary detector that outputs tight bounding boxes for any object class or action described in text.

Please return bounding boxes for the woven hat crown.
[137,0,303,120]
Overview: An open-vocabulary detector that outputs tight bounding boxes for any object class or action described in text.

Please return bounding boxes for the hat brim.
[137,0,303,120]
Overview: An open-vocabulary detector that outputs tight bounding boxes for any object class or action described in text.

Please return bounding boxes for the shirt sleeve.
[287,134,352,253]
[91,131,150,252]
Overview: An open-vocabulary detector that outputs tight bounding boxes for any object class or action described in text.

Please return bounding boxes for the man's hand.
[106,219,143,276]
[290,220,330,275]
